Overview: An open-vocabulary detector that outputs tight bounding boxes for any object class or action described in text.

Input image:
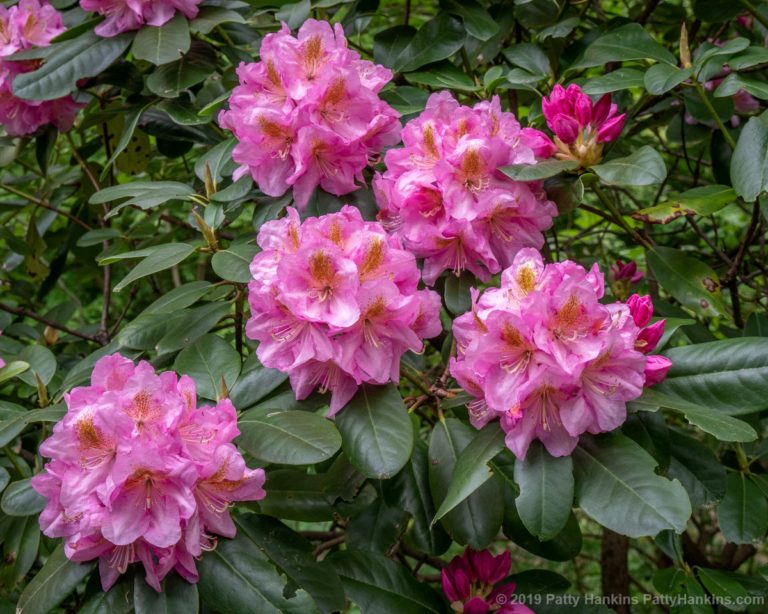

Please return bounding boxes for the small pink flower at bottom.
[441,548,535,613]
[32,354,266,591]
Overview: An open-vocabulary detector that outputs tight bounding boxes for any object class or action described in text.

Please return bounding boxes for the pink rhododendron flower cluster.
[31,354,266,591]
[450,249,671,459]
[374,91,557,286]
[80,0,203,37]
[441,548,534,613]
[0,0,81,137]
[542,84,625,167]
[219,19,401,209]
[246,206,442,414]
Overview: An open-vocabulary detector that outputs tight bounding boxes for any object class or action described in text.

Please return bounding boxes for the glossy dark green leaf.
[0,516,40,586]
[258,470,334,522]
[429,418,503,548]
[1,479,46,516]
[500,160,579,181]
[646,246,726,317]
[573,434,691,537]
[134,572,198,614]
[211,243,259,283]
[433,422,505,523]
[644,64,692,95]
[514,442,574,540]
[198,531,317,614]
[503,43,550,75]
[717,473,768,544]
[442,0,498,41]
[173,334,240,400]
[329,550,443,614]
[633,184,735,224]
[335,384,414,479]
[730,114,768,202]
[238,410,341,465]
[229,354,287,411]
[111,243,197,293]
[189,7,246,35]
[503,501,582,562]
[656,338,768,415]
[154,302,231,355]
[667,429,726,508]
[16,545,94,614]
[697,567,750,608]
[393,15,465,73]
[90,181,195,215]
[132,14,190,65]
[347,497,409,553]
[581,68,645,94]
[443,271,474,315]
[13,31,131,100]
[141,281,213,315]
[592,146,667,186]
[146,42,217,98]
[571,23,676,68]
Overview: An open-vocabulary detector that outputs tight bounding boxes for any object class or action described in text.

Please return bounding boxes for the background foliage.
[1,0,768,612]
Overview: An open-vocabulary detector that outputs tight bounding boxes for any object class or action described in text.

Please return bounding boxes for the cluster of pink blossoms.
[374,91,557,286]
[246,206,442,414]
[542,84,625,167]
[450,249,672,459]
[219,19,401,209]
[80,0,203,37]
[0,0,81,137]
[441,548,534,613]
[32,355,266,591]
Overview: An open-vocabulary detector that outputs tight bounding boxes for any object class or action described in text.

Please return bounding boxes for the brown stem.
[0,301,102,344]
[601,529,630,614]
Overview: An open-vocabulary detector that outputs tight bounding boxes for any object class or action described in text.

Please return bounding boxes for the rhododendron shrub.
[1,2,767,612]
[31,354,266,591]
[450,249,670,459]
[245,205,441,414]
[0,0,80,136]
[219,19,401,209]
[374,91,557,285]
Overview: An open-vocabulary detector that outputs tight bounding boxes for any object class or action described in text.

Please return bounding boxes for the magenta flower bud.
[519,127,556,158]
[610,259,644,284]
[644,354,672,386]
[592,94,613,125]
[552,114,580,144]
[574,93,593,127]
[626,294,654,327]
[596,113,626,143]
[637,319,666,354]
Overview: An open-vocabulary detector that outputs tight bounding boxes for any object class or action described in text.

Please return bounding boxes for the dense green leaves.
[174,334,240,400]
[573,434,691,537]
[386,15,465,73]
[591,147,667,186]
[16,546,94,614]
[134,573,198,614]
[336,384,414,479]
[717,474,768,544]
[572,24,676,68]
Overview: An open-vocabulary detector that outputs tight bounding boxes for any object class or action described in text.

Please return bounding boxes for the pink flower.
[541,84,626,166]
[219,20,400,209]
[373,92,556,285]
[441,548,534,613]
[450,249,670,459]
[32,354,266,592]
[0,0,80,137]
[79,0,203,37]
[245,205,441,415]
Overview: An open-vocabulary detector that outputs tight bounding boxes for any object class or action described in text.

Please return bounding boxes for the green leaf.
[442,0,498,41]
[156,302,231,355]
[335,384,414,479]
[189,7,246,35]
[405,62,479,92]
[90,181,195,217]
[730,115,768,202]
[667,429,727,508]
[373,25,416,71]
[633,184,735,224]
[503,502,583,562]
[146,42,217,98]
[238,410,341,465]
[17,345,57,387]
[76,228,122,247]
[514,441,574,540]
[591,146,667,186]
[503,43,550,76]
[347,498,409,553]
[573,434,691,537]
[697,568,750,611]
[571,24,676,68]
[443,271,474,315]
[132,14,190,66]
[235,515,345,614]
[258,470,334,522]
[644,64,692,95]
[102,103,153,178]
[500,160,579,181]
[717,473,768,544]
[198,530,317,614]
[637,388,756,442]
[134,572,198,614]
[12,31,132,100]
[173,334,240,400]
[211,243,259,283]
[392,15,466,73]
[646,246,726,317]
[429,418,503,548]
[141,281,212,315]
[1,479,46,516]
[0,361,30,384]
[432,423,504,523]
[715,73,768,101]
[16,545,94,614]
[729,46,768,70]
[113,244,197,292]
[329,550,443,614]
[656,337,768,415]
[229,354,287,411]
[581,68,645,94]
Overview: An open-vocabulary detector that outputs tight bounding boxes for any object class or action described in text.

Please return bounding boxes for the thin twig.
[0,301,102,344]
